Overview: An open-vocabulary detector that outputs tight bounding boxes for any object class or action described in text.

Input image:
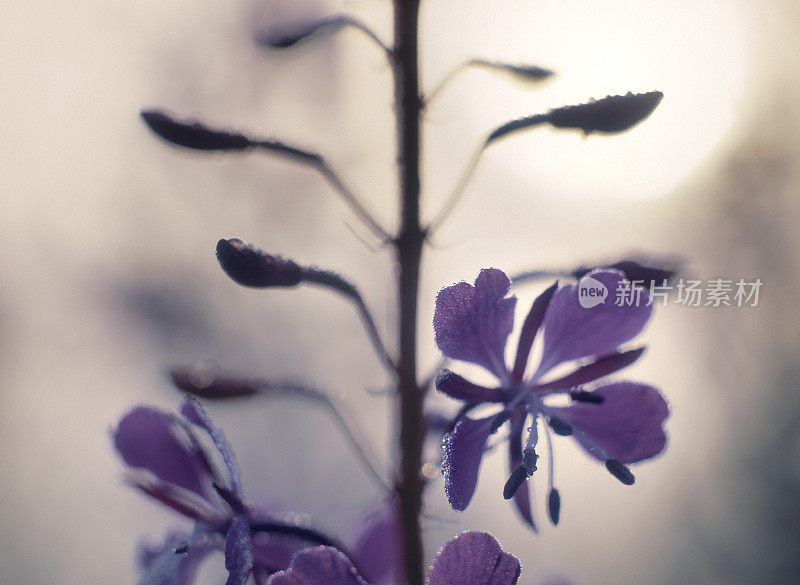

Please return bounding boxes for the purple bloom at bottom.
[267,531,520,585]
[433,268,670,528]
[113,398,399,585]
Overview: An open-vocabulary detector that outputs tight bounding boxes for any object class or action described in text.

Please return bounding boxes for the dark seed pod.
[503,465,529,500]
[548,416,573,436]
[605,458,636,485]
[547,488,561,525]
[140,110,253,151]
[569,389,605,404]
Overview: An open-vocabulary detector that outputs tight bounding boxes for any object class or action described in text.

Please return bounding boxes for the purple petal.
[250,534,308,573]
[266,547,368,585]
[507,411,537,531]
[552,382,669,463]
[351,502,401,585]
[426,531,521,585]
[511,281,558,383]
[434,269,516,378]
[536,347,645,391]
[126,474,222,521]
[114,407,212,498]
[442,416,496,511]
[180,397,242,494]
[537,270,652,377]
[436,370,506,403]
[226,515,254,585]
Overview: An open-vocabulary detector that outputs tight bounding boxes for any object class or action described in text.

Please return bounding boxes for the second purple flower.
[433,268,670,530]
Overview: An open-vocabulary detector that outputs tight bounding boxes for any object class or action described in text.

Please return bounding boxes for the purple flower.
[433,268,669,528]
[114,398,255,585]
[266,531,520,585]
[113,398,393,585]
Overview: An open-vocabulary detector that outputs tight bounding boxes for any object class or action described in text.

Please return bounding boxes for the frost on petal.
[351,502,401,585]
[266,547,368,585]
[226,515,254,585]
[180,397,242,494]
[442,416,496,511]
[537,270,652,376]
[114,407,212,498]
[552,382,669,464]
[435,370,506,404]
[434,269,516,378]
[426,532,521,585]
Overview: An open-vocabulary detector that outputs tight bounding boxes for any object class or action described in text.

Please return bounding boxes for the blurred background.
[2,0,799,584]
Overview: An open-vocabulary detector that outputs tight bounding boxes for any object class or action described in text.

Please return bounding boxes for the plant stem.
[392,1,425,585]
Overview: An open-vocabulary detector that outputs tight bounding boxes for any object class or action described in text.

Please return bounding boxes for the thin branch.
[257,14,392,59]
[140,109,391,241]
[175,371,391,493]
[510,269,569,285]
[424,58,554,106]
[253,140,391,242]
[425,142,483,234]
[267,381,391,492]
[340,15,393,57]
[303,268,397,375]
[425,114,548,234]
[424,61,469,105]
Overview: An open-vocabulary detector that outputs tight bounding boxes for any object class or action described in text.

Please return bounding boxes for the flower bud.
[216,239,304,288]
[141,110,253,151]
[547,91,663,134]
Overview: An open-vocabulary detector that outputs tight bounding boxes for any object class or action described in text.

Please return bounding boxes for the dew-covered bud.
[503,465,529,500]
[547,488,561,525]
[141,110,253,151]
[216,239,304,288]
[548,416,573,436]
[605,458,636,485]
[547,91,663,134]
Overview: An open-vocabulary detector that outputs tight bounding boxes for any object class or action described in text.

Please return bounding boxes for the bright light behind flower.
[429,0,751,202]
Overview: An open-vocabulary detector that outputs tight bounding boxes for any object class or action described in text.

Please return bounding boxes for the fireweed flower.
[114,398,396,585]
[266,530,520,585]
[434,268,669,528]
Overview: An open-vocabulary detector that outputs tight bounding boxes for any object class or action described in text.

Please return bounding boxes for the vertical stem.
[392,1,425,585]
